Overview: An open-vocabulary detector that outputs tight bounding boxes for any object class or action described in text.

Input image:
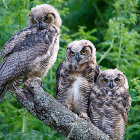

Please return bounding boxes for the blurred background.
[0,0,140,139]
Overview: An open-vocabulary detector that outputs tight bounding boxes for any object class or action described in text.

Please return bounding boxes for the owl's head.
[28,4,62,29]
[66,40,96,66]
[97,69,128,90]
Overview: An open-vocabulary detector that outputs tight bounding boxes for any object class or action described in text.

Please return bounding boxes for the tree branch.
[15,78,109,140]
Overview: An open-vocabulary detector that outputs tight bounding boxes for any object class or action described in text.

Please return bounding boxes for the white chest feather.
[72,77,83,102]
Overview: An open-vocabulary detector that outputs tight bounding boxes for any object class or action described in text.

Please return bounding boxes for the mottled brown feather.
[0,26,60,101]
[56,40,100,120]
[89,69,132,140]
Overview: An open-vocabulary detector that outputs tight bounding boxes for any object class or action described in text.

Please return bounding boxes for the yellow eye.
[81,50,87,55]
[114,78,120,83]
[102,78,108,83]
[44,17,51,23]
[70,51,75,56]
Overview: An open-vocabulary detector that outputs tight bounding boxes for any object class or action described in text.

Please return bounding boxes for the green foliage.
[126,78,140,139]
[0,0,140,139]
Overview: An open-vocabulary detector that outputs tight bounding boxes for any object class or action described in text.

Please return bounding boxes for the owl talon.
[79,113,90,121]
[25,77,42,90]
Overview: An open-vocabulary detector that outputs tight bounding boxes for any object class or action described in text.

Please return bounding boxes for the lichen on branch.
[15,78,109,140]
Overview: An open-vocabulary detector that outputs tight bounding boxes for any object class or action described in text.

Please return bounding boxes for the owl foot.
[25,77,42,87]
[24,77,42,92]
[79,113,90,122]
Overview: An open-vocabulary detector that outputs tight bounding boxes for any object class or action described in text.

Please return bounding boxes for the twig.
[22,111,27,133]
[98,38,114,64]
[66,115,78,139]
[117,24,123,69]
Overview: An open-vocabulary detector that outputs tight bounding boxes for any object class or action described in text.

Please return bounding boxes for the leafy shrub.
[0,0,139,139]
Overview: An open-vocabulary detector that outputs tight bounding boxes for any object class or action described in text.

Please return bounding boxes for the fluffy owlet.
[0,4,62,102]
[56,40,100,120]
[89,69,132,140]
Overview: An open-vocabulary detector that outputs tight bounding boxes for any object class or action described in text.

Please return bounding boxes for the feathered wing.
[89,87,132,140]
[112,89,131,140]
[1,27,57,58]
[1,28,32,59]
[0,61,8,102]
[121,89,132,122]
[0,83,8,102]
[56,61,64,96]
[0,26,58,101]
[88,86,103,128]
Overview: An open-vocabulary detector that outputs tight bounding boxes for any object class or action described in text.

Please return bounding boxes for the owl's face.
[28,4,62,29]
[97,69,128,90]
[66,40,96,66]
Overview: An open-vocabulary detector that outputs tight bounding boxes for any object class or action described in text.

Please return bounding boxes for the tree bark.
[15,78,109,140]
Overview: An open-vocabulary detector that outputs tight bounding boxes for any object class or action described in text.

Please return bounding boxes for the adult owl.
[56,40,100,120]
[89,69,132,140]
[0,4,62,102]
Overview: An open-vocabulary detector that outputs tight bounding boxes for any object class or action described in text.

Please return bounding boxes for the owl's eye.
[32,18,36,24]
[81,50,87,55]
[102,78,108,83]
[70,51,75,56]
[114,78,120,83]
[44,16,51,23]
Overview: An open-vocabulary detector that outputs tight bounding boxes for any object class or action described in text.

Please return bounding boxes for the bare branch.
[15,78,109,140]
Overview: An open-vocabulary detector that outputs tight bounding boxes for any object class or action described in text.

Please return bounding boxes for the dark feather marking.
[1,28,32,58]
[0,83,8,102]
[89,85,130,140]
[94,64,100,83]
[56,61,64,95]
[0,26,58,98]
[9,28,52,55]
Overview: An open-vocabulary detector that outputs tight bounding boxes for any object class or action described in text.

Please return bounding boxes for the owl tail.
[0,59,8,102]
[0,83,8,102]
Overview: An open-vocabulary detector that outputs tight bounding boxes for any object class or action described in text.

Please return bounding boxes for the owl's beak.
[109,80,114,89]
[38,22,44,30]
[75,53,81,62]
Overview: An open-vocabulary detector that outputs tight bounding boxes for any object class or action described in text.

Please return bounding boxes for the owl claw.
[25,77,42,87]
[24,77,42,92]
[79,113,90,121]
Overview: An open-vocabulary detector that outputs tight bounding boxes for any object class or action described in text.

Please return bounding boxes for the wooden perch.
[15,78,109,140]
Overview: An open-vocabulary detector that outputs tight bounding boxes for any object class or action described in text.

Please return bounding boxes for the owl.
[0,4,62,102]
[56,40,100,120]
[88,69,132,140]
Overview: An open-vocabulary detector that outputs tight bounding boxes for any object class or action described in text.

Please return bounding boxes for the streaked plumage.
[56,40,100,120]
[89,69,132,140]
[0,4,62,102]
